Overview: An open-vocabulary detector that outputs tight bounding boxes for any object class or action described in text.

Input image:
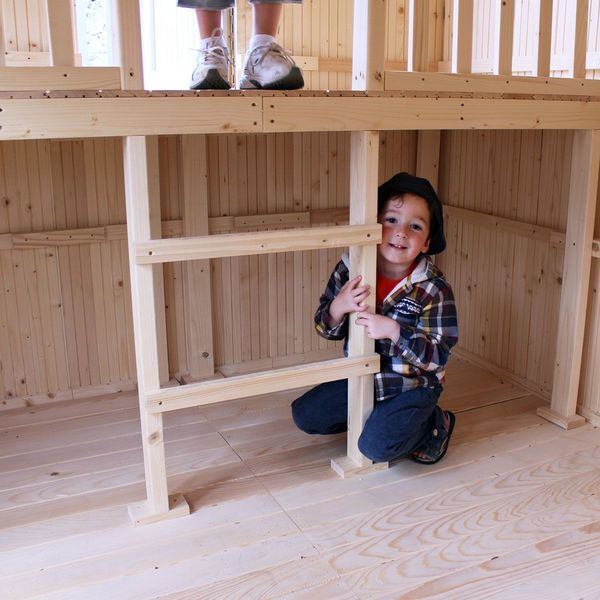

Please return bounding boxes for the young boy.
[291,172,458,464]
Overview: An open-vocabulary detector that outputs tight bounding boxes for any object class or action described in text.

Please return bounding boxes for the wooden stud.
[451,0,474,73]
[123,136,185,522]
[408,0,433,72]
[0,1,5,67]
[416,130,441,187]
[495,0,515,76]
[536,0,553,77]
[110,0,144,89]
[331,130,384,476]
[573,0,590,79]
[180,135,214,381]
[352,0,386,90]
[538,130,600,430]
[47,0,75,67]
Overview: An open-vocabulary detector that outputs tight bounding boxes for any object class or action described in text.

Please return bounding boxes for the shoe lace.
[196,28,229,66]
[246,42,295,73]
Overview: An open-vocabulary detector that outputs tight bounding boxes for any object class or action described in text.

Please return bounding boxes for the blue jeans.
[291,379,445,463]
[178,0,302,8]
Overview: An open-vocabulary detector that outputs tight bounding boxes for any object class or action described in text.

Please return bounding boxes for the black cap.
[377,172,446,255]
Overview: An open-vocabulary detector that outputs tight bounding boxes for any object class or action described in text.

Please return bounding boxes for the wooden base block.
[330,455,388,479]
[536,406,587,430]
[127,493,190,526]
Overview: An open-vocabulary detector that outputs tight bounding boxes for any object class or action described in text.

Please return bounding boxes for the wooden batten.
[0,67,122,91]
[135,224,380,264]
[494,0,515,76]
[573,0,590,79]
[537,0,553,76]
[47,0,76,67]
[451,0,473,73]
[180,135,214,380]
[538,129,600,429]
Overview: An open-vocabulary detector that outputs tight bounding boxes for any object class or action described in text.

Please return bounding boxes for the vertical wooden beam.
[495,0,515,76]
[180,135,215,381]
[416,131,441,188]
[451,0,473,74]
[124,136,189,524]
[538,130,600,430]
[352,0,386,90]
[331,130,387,478]
[573,0,589,79]
[110,0,144,89]
[47,0,76,66]
[0,2,6,66]
[536,0,553,77]
[408,0,433,72]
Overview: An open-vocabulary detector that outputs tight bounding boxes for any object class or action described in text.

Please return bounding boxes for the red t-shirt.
[376,260,419,311]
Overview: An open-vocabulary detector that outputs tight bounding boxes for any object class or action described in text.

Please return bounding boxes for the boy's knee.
[358,433,395,463]
[291,397,312,433]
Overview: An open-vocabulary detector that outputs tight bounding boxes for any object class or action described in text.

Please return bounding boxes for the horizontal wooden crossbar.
[0,97,262,139]
[135,224,381,264]
[384,71,600,97]
[0,67,122,91]
[2,91,600,140]
[145,355,381,413]
[263,97,600,132]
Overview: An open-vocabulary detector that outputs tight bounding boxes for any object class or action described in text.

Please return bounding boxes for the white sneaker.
[239,42,304,90]
[190,30,231,90]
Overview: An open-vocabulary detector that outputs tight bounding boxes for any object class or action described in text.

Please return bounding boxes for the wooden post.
[180,135,215,381]
[416,131,441,188]
[408,0,433,72]
[331,130,387,478]
[451,0,473,74]
[536,0,553,77]
[495,0,515,76]
[110,0,144,89]
[537,130,600,430]
[0,2,6,67]
[47,0,76,66]
[352,0,386,91]
[124,136,189,524]
[573,0,590,79]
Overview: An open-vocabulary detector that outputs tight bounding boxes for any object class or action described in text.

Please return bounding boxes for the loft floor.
[1,357,600,599]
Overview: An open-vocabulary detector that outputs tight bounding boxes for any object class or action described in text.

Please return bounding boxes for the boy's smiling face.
[377,193,431,278]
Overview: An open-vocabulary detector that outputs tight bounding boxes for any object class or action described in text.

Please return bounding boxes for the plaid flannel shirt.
[315,254,458,401]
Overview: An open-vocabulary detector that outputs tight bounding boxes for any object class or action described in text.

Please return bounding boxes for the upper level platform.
[2,71,600,140]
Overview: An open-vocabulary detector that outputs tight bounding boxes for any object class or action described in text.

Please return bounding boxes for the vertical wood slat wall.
[1,0,600,426]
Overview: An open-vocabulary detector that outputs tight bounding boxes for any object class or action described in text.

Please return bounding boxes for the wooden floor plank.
[0,358,592,599]
[481,551,600,599]
[343,496,600,598]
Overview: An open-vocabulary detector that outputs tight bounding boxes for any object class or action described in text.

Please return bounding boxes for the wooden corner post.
[123,136,190,524]
[331,130,386,478]
[538,130,600,430]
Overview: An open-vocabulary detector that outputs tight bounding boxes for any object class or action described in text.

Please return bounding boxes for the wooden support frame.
[110,0,144,89]
[180,135,215,381]
[451,0,473,74]
[331,130,387,479]
[123,136,187,524]
[494,0,515,76]
[47,0,76,67]
[537,130,600,430]
[408,0,434,72]
[0,66,121,91]
[573,0,590,79]
[146,355,380,413]
[135,224,380,264]
[352,0,386,90]
[537,0,553,77]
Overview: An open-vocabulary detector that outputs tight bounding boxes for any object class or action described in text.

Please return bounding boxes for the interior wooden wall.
[1,0,600,413]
